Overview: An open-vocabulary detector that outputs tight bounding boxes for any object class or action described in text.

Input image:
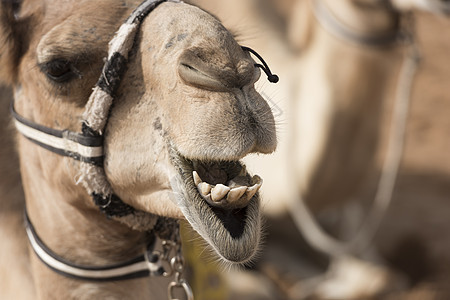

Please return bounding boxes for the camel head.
[104,2,277,264]
[1,0,276,265]
[288,0,449,52]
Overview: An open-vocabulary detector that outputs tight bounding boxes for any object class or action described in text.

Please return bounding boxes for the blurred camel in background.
[191,0,450,298]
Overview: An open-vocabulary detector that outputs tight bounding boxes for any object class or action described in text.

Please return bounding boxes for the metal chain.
[157,222,194,300]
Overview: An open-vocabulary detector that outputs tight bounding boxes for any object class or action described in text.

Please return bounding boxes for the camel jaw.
[169,150,262,265]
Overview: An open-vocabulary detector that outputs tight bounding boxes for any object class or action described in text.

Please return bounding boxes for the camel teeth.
[194,170,262,206]
[251,174,262,185]
[227,179,239,188]
[193,171,202,185]
[203,193,226,208]
[246,177,263,200]
[227,186,247,202]
[211,184,231,202]
[245,188,258,201]
[203,193,212,203]
[197,182,211,196]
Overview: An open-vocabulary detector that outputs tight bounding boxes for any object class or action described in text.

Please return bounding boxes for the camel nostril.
[177,49,231,91]
[177,48,259,91]
[178,62,228,91]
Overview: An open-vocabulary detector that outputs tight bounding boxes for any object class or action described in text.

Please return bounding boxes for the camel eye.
[41,59,77,83]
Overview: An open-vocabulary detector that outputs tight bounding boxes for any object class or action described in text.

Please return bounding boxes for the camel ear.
[0,1,34,85]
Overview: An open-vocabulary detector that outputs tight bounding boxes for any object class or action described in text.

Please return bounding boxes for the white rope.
[25,220,163,279]
[13,120,103,158]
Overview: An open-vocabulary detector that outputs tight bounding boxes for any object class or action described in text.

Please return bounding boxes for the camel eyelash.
[39,58,81,83]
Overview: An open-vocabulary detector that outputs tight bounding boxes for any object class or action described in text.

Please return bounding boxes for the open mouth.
[169,149,262,264]
[193,160,262,209]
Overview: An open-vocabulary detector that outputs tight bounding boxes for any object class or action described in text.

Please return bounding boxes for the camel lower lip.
[169,149,262,264]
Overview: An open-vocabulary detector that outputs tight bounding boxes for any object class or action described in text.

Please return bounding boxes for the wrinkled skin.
[0,0,276,298]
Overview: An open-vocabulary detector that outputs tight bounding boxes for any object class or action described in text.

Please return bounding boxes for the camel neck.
[18,146,147,267]
[24,210,165,281]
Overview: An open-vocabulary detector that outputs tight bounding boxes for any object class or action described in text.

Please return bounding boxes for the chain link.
[153,222,194,300]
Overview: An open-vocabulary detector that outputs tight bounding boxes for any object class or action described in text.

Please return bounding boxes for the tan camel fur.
[0,85,35,299]
[0,0,276,298]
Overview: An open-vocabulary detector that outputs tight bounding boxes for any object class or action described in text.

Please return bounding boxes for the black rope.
[241,46,279,83]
